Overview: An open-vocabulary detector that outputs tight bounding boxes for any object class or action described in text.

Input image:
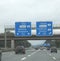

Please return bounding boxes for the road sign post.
[15,22,31,36]
[5,28,7,49]
[36,22,53,36]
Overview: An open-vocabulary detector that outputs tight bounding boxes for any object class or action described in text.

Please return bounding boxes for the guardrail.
[0,48,14,52]
[1,48,28,52]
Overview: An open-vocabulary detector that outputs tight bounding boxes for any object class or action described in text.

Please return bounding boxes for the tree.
[14,40,31,48]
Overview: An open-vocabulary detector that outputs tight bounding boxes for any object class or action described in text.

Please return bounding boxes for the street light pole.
[5,28,7,49]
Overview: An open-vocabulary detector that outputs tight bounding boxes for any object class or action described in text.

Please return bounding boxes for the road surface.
[2,49,60,61]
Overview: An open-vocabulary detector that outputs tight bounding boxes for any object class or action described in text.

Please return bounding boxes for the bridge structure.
[2,25,60,49]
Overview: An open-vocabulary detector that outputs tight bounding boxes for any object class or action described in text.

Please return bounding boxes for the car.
[15,46,25,54]
[40,47,44,50]
[35,48,39,50]
[40,46,46,50]
[50,47,57,53]
[47,47,50,50]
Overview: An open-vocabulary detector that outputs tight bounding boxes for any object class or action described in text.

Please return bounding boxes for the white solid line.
[21,57,26,61]
[52,57,56,60]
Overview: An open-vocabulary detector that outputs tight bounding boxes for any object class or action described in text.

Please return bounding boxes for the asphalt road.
[1,49,60,61]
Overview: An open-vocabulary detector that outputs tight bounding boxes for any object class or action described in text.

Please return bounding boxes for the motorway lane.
[23,49,54,61]
[1,49,60,61]
[47,50,60,61]
[2,50,35,61]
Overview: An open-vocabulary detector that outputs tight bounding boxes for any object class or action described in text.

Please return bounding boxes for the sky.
[0,0,60,33]
[28,40,46,46]
[0,0,60,45]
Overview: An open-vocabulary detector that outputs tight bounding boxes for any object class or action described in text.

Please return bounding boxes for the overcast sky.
[28,40,46,45]
[0,0,60,45]
[0,0,60,32]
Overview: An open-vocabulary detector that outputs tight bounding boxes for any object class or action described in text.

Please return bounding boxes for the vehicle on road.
[35,48,39,50]
[50,47,57,53]
[40,46,46,50]
[15,46,26,54]
[47,47,50,50]
[40,47,44,50]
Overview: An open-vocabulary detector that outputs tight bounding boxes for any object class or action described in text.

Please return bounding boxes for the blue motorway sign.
[36,22,53,36]
[15,22,31,36]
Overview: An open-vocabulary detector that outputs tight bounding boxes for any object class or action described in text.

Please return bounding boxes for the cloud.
[28,40,46,45]
[0,0,60,32]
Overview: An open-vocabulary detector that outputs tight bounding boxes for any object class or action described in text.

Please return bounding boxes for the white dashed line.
[21,51,37,60]
[30,52,35,56]
[52,57,56,60]
[47,52,56,60]
[21,57,26,61]
[28,55,31,57]
[31,49,40,55]
[21,50,40,60]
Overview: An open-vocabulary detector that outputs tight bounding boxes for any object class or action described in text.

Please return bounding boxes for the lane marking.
[21,51,37,60]
[44,50,57,61]
[52,57,56,60]
[47,52,56,61]
[30,52,36,55]
[29,49,40,55]
[30,49,40,56]
[21,57,26,61]
[28,55,31,57]
[21,49,40,60]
